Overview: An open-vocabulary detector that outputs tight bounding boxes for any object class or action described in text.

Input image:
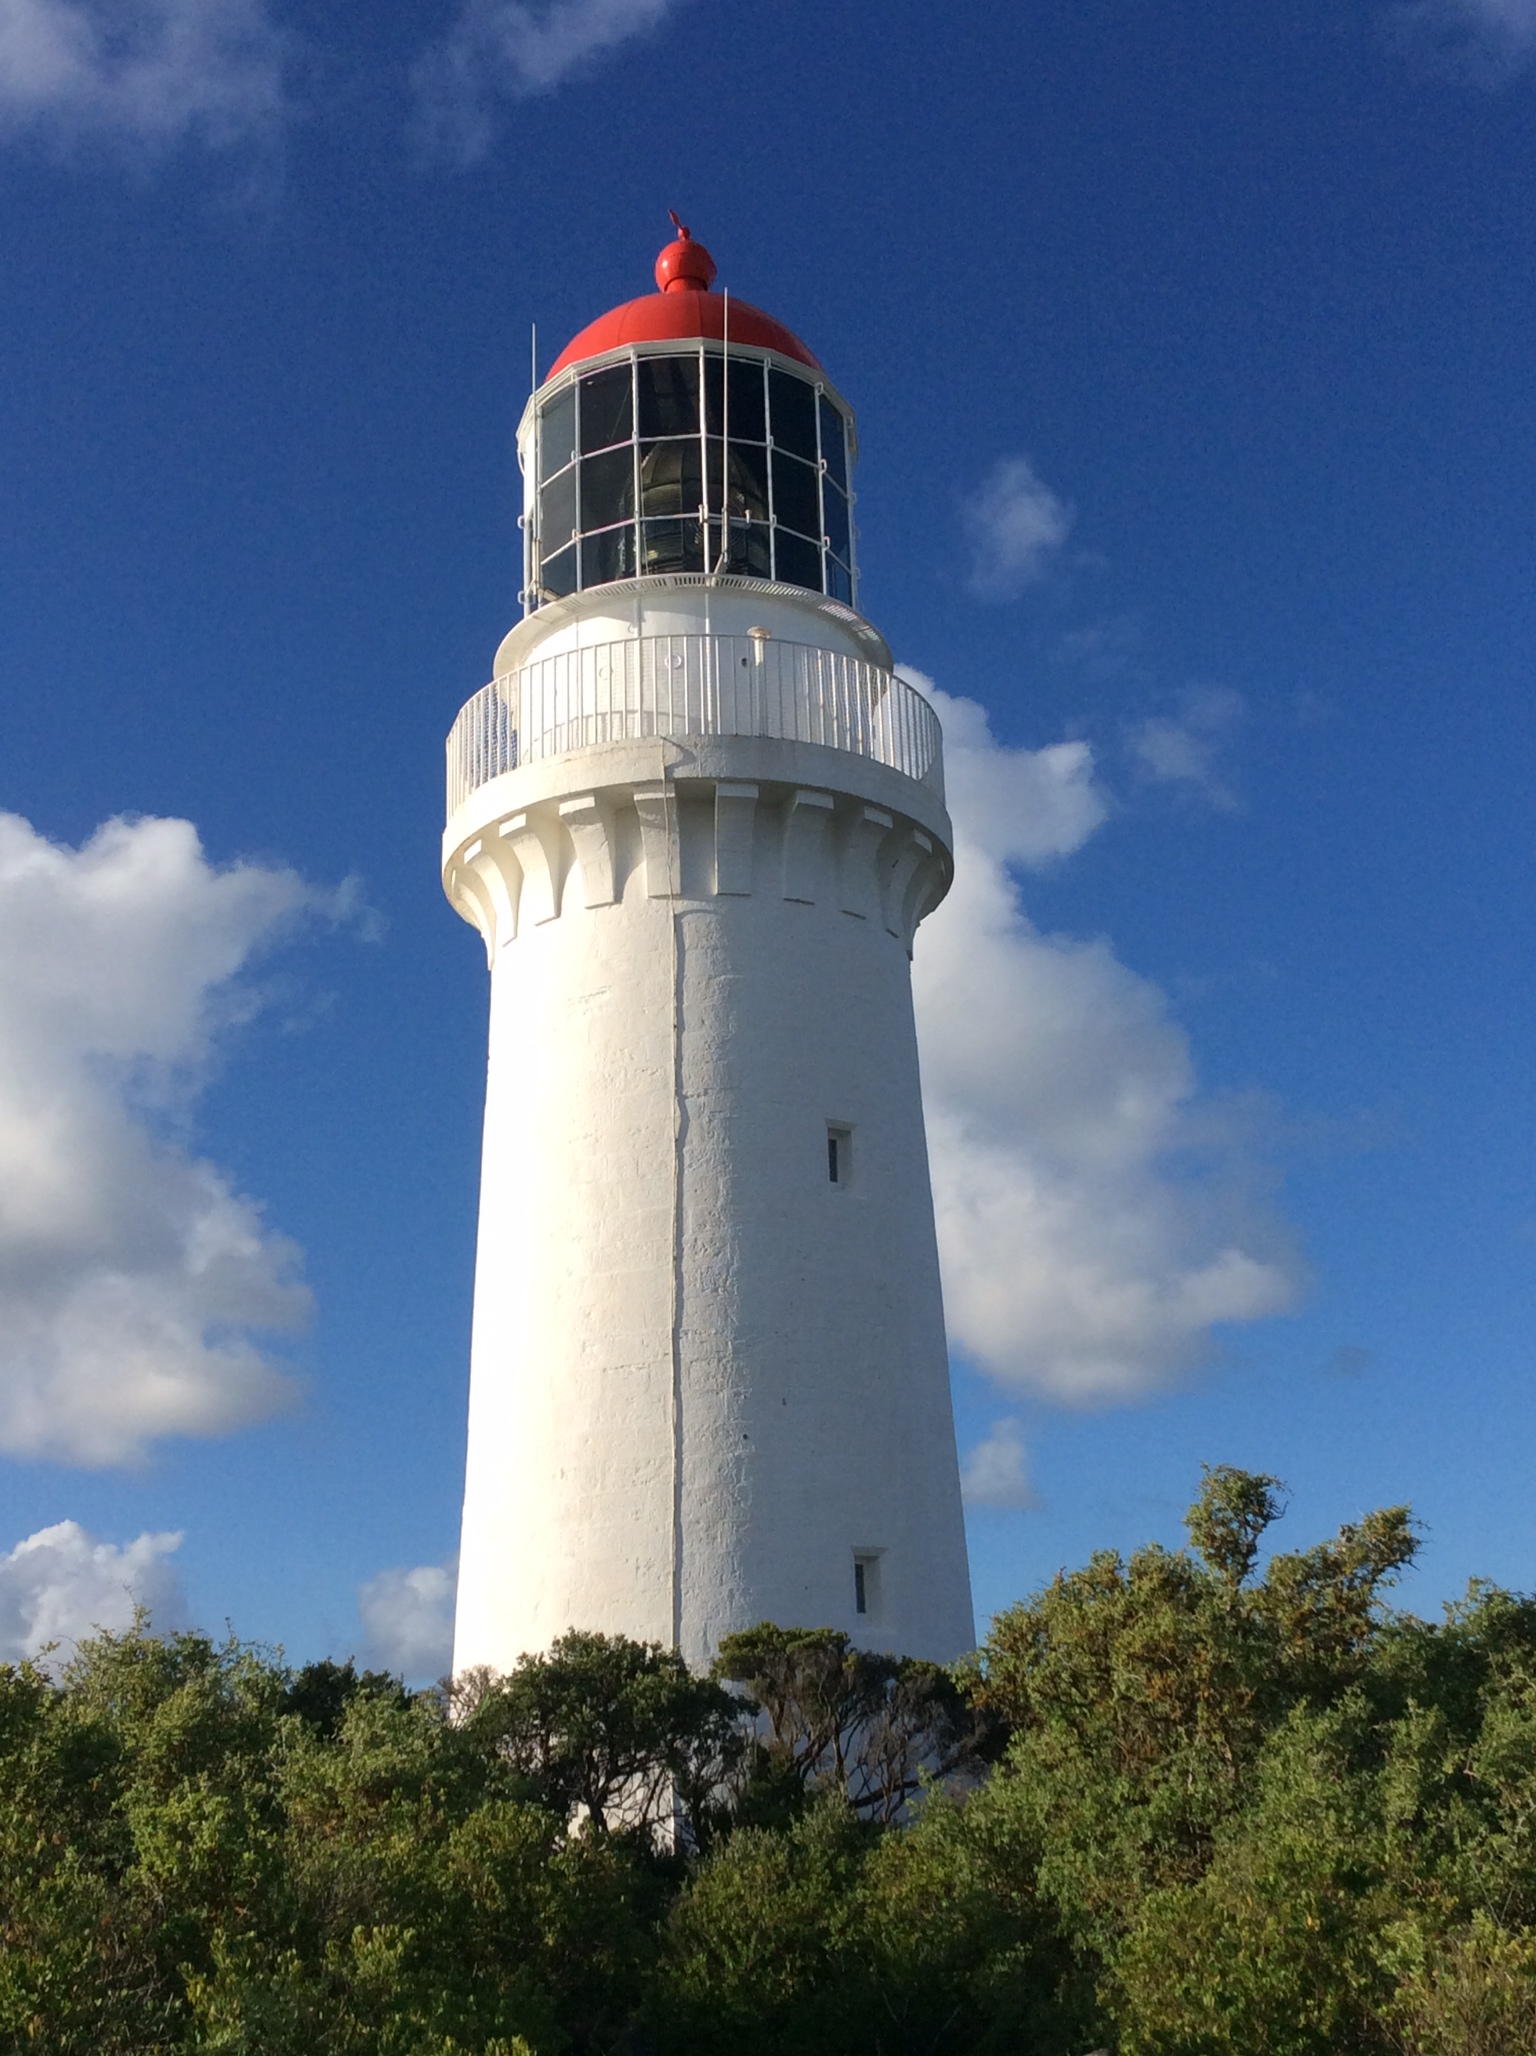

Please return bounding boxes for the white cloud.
[0,1519,185,1663]
[1126,685,1245,811]
[962,455,1074,601]
[0,0,288,153]
[1392,0,1536,76]
[909,678,1299,1405]
[359,1558,456,1681]
[0,811,346,1466]
[413,0,682,161]
[960,1418,1038,1510]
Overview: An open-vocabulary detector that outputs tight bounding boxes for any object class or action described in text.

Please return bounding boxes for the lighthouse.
[443,224,973,1675]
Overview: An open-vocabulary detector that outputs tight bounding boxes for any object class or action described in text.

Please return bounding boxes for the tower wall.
[447,730,974,1673]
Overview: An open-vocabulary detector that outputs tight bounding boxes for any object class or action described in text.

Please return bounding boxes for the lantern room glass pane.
[639,439,703,520]
[827,558,853,604]
[819,395,848,492]
[540,542,577,599]
[771,448,820,539]
[718,519,773,579]
[773,529,822,592]
[768,368,818,459]
[641,517,705,575]
[539,385,576,478]
[637,355,700,438]
[823,480,850,562]
[581,524,637,588]
[580,444,636,530]
[725,441,770,522]
[539,465,578,552]
[579,364,633,453]
[704,354,767,442]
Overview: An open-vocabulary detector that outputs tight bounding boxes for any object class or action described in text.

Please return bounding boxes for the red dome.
[546,222,820,379]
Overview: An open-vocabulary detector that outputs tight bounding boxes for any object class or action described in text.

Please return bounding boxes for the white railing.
[445,634,944,817]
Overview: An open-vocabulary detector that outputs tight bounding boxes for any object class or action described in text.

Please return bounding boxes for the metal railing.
[445,634,944,817]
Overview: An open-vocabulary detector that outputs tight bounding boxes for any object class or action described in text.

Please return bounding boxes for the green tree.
[456,1629,748,1846]
[713,1623,1000,1825]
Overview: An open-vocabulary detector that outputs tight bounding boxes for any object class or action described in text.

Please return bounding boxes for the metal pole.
[721,287,730,578]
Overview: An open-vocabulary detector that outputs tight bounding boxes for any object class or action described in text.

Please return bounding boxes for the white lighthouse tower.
[443,223,973,1674]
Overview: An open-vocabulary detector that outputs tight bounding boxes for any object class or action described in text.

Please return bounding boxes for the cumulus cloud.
[0,811,347,1466]
[960,1418,1038,1510]
[359,1558,456,1681]
[413,0,682,161]
[909,677,1299,1405]
[0,0,288,153]
[962,455,1074,601]
[1126,685,1245,811]
[0,1519,185,1663]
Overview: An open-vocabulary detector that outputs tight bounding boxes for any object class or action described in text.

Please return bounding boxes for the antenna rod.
[530,321,537,395]
[721,287,729,579]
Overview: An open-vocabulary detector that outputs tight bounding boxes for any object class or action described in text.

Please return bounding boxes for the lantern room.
[519,223,857,612]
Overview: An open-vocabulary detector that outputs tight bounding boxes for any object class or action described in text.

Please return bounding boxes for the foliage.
[713,1622,1003,1825]
[8,1469,1536,2053]
[452,1629,747,1847]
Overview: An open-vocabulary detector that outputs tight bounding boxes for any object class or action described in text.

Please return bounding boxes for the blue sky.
[0,0,1533,1674]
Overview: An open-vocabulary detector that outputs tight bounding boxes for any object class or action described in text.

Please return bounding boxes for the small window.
[853,1552,882,1618]
[827,1124,852,1185]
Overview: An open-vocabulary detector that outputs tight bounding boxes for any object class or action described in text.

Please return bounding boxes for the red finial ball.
[655,211,717,295]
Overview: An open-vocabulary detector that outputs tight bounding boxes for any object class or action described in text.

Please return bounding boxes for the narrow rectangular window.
[827,1124,852,1185]
[853,1551,881,1618]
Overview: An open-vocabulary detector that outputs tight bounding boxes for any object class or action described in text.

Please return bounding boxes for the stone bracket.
[559,794,617,908]
[782,789,836,904]
[632,786,680,899]
[714,783,759,896]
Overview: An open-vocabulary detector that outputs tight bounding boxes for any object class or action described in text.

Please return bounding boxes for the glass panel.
[704,354,767,441]
[637,355,700,438]
[579,363,632,453]
[540,542,577,600]
[580,445,635,531]
[639,439,703,520]
[823,480,850,562]
[539,464,578,551]
[771,448,820,538]
[827,557,853,605]
[717,519,772,579]
[581,524,637,588]
[773,529,822,592]
[819,395,848,492]
[769,367,818,459]
[725,441,770,521]
[539,384,576,478]
[641,517,705,575]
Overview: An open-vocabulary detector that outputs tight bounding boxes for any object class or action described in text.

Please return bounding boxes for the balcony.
[446,633,943,819]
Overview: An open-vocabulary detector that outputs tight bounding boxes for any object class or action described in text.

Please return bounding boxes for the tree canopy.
[5,1468,1536,2053]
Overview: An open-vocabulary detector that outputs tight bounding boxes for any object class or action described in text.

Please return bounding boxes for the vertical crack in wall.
[667,783,688,1654]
